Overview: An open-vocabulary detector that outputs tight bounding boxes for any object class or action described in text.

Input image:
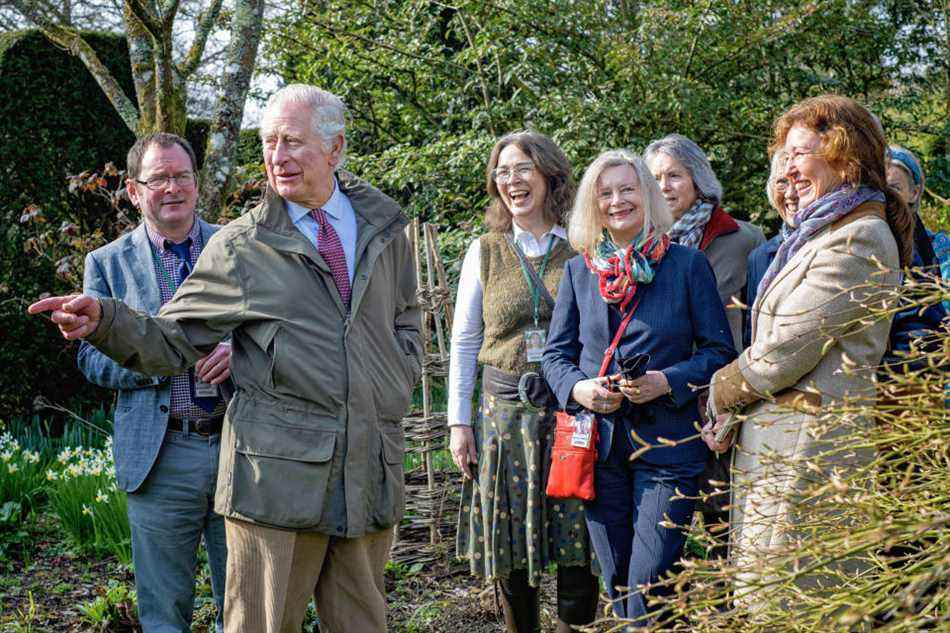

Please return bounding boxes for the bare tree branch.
[125,0,160,40]
[177,0,223,77]
[197,0,264,213]
[159,0,179,31]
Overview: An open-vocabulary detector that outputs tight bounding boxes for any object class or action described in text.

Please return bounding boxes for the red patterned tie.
[310,207,351,308]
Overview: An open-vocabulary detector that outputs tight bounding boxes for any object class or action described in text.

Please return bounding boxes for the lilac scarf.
[756,184,886,298]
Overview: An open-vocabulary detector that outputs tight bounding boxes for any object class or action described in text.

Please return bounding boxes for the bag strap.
[505,233,556,312]
[597,295,642,378]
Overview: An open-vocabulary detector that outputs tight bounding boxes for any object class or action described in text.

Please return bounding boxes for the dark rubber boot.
[497,570,540,633]
[556,564,600,628]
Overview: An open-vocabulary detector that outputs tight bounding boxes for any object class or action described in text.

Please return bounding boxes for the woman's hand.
[618,370,670,404]
[701,412,736,453]
[571,377,624,414]
[449,425,478,479]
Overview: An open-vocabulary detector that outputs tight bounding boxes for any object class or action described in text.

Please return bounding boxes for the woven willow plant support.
[392,219,460,565]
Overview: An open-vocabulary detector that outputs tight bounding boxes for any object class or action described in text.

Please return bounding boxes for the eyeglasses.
[787,148,821,165]
[493,162,535,184]
[135,173,196,190]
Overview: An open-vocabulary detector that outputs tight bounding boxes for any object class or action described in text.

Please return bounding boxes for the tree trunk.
[124,3,157,135]
[197,0,265,214]
[154,22,188,135]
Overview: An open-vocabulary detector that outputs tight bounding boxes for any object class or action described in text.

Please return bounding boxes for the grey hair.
[644,133,723,204]
[766,150,788,212]
[262,84,348,164]
[569,149,673,255]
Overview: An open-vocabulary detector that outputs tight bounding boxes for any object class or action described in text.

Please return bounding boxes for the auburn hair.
[770,94,913,266]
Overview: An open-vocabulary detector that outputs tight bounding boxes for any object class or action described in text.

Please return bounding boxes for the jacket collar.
[125,217,216,313]
[699,206,740,251]
[126,223,163,313]
[255,170,403,236]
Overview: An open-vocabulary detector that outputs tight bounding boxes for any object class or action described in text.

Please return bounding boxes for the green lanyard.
[515,235,557,327]
[152,250,182,292]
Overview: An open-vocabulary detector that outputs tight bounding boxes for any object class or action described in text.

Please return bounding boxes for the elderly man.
[31,85,422,633]
[78,132,230,633]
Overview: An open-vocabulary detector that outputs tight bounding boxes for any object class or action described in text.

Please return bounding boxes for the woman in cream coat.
[703,95,914,601]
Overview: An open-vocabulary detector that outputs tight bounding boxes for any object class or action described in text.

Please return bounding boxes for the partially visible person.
[883,146,947,353]
[78,133,230,633]
[704,94,913,605]
[644,134,764,559]
[743,151,799,348]
[644,133,765,351]
[542,149,735,625]
[449,131,598,633]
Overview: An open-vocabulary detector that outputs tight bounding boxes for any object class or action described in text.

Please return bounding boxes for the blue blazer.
[542,245,736,466]
[78,219,221,493]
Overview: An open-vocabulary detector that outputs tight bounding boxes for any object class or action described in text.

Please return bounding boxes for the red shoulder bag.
[546,299,640,501]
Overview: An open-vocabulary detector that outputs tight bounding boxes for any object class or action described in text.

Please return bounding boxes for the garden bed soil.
[2,513,576,632]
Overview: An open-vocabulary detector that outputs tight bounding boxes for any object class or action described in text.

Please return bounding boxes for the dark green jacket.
[88,172,422,537]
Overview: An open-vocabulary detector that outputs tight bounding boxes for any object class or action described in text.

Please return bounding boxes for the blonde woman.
[542,149,735,624]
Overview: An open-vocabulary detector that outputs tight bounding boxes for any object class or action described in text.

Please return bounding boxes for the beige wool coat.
[710,202,900,596]
[87,171,422,537]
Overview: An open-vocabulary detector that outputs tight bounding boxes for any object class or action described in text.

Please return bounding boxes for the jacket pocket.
[244,321,281,391]
[372,422,405,528]
[230,420,336,529]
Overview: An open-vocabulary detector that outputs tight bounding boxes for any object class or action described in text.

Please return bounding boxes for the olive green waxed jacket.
[87,171,422,537]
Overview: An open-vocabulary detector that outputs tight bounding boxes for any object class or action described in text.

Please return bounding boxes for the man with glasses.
[76,133,230,632]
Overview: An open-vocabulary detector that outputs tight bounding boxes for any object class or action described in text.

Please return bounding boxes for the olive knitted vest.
[477,232,575,374]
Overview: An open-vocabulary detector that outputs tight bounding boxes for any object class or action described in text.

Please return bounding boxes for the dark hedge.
[0,30,137,417]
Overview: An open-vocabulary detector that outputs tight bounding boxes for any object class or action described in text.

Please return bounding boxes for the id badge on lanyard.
[519,236,556,364]
[523,328,547,362]
[194,379,219,398]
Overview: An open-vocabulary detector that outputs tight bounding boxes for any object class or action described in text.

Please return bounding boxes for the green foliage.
[0,30,136,417]
[267,0,947,254]
[46,442,131,565]
[0,428,46,522]
[78,580,138,630]
[6,408,113,459]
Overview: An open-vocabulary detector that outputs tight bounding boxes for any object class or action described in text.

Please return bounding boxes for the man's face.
[126,143,198,235]
[261,100,343,208]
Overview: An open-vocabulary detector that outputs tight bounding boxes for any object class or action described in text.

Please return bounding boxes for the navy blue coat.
[743,233,783,349]
[542,245,737,467]
[883,216,947,370]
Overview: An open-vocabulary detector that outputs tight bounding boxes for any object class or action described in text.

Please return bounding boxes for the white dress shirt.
[447,224,568,426]
[286,177,358,282]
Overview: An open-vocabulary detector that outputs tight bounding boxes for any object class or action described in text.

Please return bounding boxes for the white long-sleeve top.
[447,224,568,426]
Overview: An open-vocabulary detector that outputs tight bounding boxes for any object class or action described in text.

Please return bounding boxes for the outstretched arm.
[77,253,161,390]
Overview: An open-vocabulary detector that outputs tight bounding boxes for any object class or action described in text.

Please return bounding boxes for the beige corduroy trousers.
[223,518,393,633]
